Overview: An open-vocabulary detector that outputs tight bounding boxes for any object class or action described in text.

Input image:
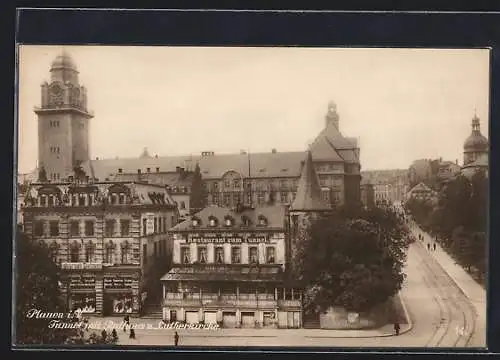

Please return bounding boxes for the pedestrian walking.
[123,315,130,332]
[433,243,436,251]
[394,321,400,336]
[129,328,136,339]
[101,329,107,341]
[174,331,179,346]
[111,329,118,342]
[427,243,430,251]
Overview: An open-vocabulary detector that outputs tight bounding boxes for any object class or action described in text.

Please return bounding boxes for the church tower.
[35,51,93,182]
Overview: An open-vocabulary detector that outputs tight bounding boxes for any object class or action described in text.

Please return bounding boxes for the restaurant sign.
[61,262,102,270]
[104,276,134,289]
[187,233,269,244]
[69,274,96,289]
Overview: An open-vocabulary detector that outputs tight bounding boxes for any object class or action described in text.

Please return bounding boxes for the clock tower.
[35,51,93,182]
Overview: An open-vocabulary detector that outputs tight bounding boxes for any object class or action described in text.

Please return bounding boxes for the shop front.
[67,273,97,314]
[102,274,139,316]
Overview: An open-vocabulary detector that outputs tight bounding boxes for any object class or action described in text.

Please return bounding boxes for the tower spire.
[290,150,330,211]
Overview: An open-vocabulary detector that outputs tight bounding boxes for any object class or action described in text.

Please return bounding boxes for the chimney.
[272,148,277,154]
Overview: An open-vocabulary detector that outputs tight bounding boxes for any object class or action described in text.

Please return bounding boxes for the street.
[111,222,485,348]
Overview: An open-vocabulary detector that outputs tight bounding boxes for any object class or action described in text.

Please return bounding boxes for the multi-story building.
[361,169,409,205]
[161,204,302,329]
[405,182,438,204]
[113,165,196,221]
[360,182,375,209]
[21,176,179,316]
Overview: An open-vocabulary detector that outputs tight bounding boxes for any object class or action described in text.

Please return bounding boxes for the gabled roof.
[170,205,287,231]
[290,151,330,211]
[310,121,359,163]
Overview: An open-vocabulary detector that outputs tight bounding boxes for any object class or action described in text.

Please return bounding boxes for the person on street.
[101,329,107,341]
[433,243,437,251]
[427,243,430,251]
[111,329,118,342]
[174,331,179,346]
[123,315,130,332]
[129,328,136,339]
[394,321,400,336]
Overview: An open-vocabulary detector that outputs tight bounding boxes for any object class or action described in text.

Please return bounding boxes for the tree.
[15,228,117,345]
[295,206,410,314]
[189,163,207,214]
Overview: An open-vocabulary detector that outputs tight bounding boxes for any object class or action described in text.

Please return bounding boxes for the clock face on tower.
[50,83,64,106]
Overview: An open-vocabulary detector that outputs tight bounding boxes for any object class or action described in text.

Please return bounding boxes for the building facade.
[21,177,179,316]
[161,205,302,329]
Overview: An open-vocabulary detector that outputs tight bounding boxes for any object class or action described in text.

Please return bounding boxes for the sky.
[17,45,490,174]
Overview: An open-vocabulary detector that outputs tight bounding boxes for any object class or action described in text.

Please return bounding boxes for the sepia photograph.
[14,45,488,348]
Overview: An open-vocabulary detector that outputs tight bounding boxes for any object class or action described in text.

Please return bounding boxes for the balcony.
[163,292,278,308]
[278,299,302,309]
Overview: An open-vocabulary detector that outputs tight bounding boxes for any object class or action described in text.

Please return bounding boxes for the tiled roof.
[170,205,287,231]
[290,151,330,211]
[114,171,195,189]
[160,264,284,282]
[310,121,359,163]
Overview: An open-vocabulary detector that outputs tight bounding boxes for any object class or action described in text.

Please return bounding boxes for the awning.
[160,265,284,282]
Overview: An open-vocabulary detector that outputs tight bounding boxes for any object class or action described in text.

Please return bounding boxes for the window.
[213,182,219,190]
[231,247,241,264]
[280,180,287,189]
[84,220,94,236]
[280,192,288,203]
[180,201,186,210]
[225,217,233,227]
[85,242,96,262]
[181,247,191,264]
[105,219,115,237]
[163,217,167,232]
[223,193,231,206]
[121,241,131,264]
[192,218,200,227]
[245,193,252,204]
[40,196,47,207]
[70,242,80,262]
[215,247,224,264]
[48,195,54,207]
[70,220,79,237]
[224,179,231,188]
[119,219,130,236]
[234,193,241,205]
[266,247,276,264]
[258,216,268,227]
[212,193,220,205]
[104,241,115,263]
[119,194,125,204]
[249,247,258,264]
[198,247,207,264]
[34,220,44,237]
[49,242,59,263]
[142,218,147,235]
[234,179,240,188]
[49,221,59,236]
[78,194,86,206]
[171,216,175,227]
[209,217,217,227]
[158,217,162,233]
[154,217,158,233]
[257,192,265,205]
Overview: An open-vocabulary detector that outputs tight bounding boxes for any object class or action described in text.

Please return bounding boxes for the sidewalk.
[86,316,411,339]
[415,225,487,312]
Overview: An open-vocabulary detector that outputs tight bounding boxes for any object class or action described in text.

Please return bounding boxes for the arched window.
[224,216,234,227]
[119,193,125,204]
[70,241,80,262]
[192,217,201,227]
[85,241,96,263]
[48,195,54,207]
[208,216,218,227]
[121,241,131,264]
[104,241,115,264]
[258,215,268,227]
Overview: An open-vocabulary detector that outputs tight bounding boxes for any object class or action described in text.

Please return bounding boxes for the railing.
[278,299,302,308]
[164,292,279,308]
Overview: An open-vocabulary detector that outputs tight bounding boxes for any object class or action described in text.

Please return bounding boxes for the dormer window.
[224,216,233,227]
[192,217,200,227]
[258,215,268,227]
[208,216,218,227]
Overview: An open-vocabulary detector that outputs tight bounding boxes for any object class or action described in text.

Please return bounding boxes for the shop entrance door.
[103,297,113,316]
[185,311,199,324]
[241,312,255,328]
[204,312,217,324]
[222,312,236,328]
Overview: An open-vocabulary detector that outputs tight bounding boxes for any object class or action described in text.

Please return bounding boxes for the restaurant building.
[160,204,303,329]
[21,174,179,316]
